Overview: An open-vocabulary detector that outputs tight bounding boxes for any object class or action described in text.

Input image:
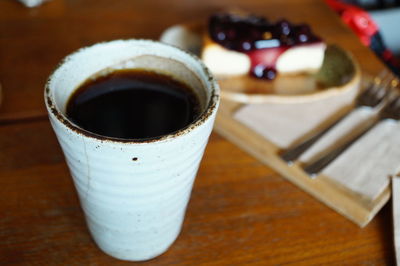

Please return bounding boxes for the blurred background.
[333,0,400,55]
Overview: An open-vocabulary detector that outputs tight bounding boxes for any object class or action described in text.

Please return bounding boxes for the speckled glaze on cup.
[44,40,219,261]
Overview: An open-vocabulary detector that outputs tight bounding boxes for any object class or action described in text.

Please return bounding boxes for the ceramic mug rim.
[44,39,220,144]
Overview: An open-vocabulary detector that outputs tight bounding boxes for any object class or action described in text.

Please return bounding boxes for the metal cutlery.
[280,70,394,165]
[304,90,400,177]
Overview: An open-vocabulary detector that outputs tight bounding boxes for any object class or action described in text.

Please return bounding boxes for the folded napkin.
[322,118,400,200]
[234,86,400,202]
[234,87,358,149]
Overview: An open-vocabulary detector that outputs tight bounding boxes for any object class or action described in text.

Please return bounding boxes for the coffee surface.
[66,69,201,140]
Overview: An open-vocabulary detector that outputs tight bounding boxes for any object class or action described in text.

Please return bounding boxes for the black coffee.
[66,69,202,140]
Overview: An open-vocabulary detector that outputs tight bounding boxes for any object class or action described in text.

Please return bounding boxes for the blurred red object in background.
[326,0,400,76]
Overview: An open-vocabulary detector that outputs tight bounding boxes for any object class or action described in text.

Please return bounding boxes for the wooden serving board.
[214,99,391,227]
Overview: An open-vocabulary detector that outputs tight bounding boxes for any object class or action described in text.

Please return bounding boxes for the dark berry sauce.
[208,13,322,80]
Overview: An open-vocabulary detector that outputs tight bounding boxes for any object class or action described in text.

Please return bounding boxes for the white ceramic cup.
[44,40,219,261]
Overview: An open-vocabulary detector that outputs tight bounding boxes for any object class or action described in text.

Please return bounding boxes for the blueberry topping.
[297,33,309,43]
[276,19,291,36]
[209,13,321,51]
[251,65,277,80]
[241,40,253,51]
[208,13,322,80]
[216,31,226,41]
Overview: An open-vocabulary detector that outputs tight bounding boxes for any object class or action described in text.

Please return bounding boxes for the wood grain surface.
[0,0,393,264]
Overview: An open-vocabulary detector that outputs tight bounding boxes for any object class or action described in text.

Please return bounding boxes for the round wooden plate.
[160,23,361,104]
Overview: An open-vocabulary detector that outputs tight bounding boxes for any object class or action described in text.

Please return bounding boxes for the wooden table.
[0,0,394,264]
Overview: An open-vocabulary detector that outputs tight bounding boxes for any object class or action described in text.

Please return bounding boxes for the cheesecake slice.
[201,12,326,80]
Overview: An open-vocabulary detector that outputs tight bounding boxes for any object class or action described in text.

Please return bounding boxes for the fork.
[304,91,400,177]
[279,70,393,165]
